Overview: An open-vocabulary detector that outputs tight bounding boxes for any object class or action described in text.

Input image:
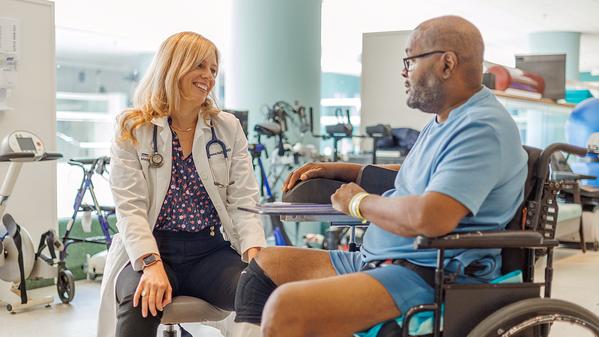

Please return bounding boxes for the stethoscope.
[149,120,228,169]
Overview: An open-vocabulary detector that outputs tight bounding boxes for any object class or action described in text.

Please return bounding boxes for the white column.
[226,0,322,141]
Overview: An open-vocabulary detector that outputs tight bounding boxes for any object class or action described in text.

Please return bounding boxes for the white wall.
[0,0,57,240]
[361,31,433,134]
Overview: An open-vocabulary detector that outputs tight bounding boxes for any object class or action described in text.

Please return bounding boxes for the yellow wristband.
[354,193,369,220]
[348,192,363,218]
[348,193,359,217]
[348,192,369,222]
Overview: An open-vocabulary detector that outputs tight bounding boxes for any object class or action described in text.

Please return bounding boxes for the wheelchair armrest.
[414,230,559,250]
[552,171,597,181]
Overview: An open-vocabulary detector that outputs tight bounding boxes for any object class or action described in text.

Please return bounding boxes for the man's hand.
[282,162,364,192]
[134,261,172,318]
[331,183,367,215]
[245,247,261,262]
[282,162,333,192]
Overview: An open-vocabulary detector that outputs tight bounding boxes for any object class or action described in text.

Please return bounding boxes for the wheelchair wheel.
[467,298,599,337]
[57,269,76,304]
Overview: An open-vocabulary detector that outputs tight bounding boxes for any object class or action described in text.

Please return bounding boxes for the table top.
[238,202,365,224]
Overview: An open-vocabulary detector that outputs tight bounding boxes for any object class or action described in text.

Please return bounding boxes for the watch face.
[143,255,157,265]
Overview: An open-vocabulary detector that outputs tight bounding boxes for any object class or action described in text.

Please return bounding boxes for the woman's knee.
[115,264,141,304]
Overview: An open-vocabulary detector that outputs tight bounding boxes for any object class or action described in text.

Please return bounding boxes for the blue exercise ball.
[566,98,599,186]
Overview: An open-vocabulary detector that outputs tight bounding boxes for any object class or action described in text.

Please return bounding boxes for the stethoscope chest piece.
[150,152,164,168]
[150,123,164,168]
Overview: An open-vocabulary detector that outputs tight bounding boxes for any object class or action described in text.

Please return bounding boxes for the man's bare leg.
[254,246,337,284]
[254,246,401,337]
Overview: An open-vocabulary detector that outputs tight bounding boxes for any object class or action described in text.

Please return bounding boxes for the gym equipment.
[251,101,304,246]
[486,64,545,95]
[0,130,70,313]
[566,98,599,186]
[310,108,396,165]
[65,156,115,280]
[365,124,392,164]
[551,151,599,251]
[311,107,353,162]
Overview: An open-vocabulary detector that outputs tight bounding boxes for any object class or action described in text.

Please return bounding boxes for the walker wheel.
[57,269,76,303]
[6,304,12,312]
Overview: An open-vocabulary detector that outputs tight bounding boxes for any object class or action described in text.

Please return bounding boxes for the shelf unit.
[493,90,574,149]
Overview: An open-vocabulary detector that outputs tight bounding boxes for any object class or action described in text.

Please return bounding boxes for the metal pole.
[0,162,23,218]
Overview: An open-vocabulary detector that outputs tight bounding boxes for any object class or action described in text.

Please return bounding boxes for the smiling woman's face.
[179,51,218,108]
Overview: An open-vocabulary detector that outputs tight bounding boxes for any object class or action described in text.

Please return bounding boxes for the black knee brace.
[234,259,278,325]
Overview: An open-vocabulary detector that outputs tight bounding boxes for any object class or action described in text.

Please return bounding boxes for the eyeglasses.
[403,50,447,72]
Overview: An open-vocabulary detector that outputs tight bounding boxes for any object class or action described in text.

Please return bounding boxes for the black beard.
[406,74,444,114]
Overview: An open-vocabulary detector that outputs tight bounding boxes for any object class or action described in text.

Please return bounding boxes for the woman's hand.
[245,247,261,262]
[133,261,172,318]
[331,183,367,215]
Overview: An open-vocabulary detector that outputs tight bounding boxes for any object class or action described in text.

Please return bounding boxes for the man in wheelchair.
[235,15,599,337]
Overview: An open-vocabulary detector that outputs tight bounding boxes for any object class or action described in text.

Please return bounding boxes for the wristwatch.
[142,254,161,269]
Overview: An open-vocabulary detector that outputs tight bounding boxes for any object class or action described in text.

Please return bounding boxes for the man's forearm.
[359,194,422,237]
[375,164,401,171]
[359,192,466,238]
[328,162,365,183]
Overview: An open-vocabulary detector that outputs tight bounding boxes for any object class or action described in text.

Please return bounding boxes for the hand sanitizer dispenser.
[0,17,19,112]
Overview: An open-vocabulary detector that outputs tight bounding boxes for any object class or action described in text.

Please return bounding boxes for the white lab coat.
[97,111,266,337]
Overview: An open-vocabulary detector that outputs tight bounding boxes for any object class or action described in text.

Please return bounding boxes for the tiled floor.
[1,247,598,337]
[0,280,229,337]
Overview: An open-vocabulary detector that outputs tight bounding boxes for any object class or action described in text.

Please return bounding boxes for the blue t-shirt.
[361,87,527,281]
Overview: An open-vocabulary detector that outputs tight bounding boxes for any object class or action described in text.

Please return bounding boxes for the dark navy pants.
[115,229,247,337]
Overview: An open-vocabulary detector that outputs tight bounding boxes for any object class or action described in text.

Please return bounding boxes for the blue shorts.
[329,250,433,314]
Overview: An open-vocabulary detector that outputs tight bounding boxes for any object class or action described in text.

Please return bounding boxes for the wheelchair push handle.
[541,143,587,158]
[538,143,587,183]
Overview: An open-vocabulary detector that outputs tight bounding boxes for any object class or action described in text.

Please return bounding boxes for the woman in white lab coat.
[97,31,266,337]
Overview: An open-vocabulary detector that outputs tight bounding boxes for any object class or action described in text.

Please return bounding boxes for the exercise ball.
[566,98,599,186]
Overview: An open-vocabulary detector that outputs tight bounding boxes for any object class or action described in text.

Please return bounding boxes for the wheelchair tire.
[57,269,76,304]
[467,298,599,337]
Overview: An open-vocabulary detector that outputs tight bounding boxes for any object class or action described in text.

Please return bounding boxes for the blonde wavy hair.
[119,32,220,143]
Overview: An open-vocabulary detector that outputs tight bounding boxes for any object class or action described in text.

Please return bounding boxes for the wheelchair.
[282,143,599,337]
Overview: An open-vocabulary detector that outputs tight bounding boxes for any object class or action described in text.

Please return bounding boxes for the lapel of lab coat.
[149,116,172,227]
[192,117,224,208]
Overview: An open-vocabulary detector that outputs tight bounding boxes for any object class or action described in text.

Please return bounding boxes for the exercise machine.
[65,156,115,280]
[0,130,72,313]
